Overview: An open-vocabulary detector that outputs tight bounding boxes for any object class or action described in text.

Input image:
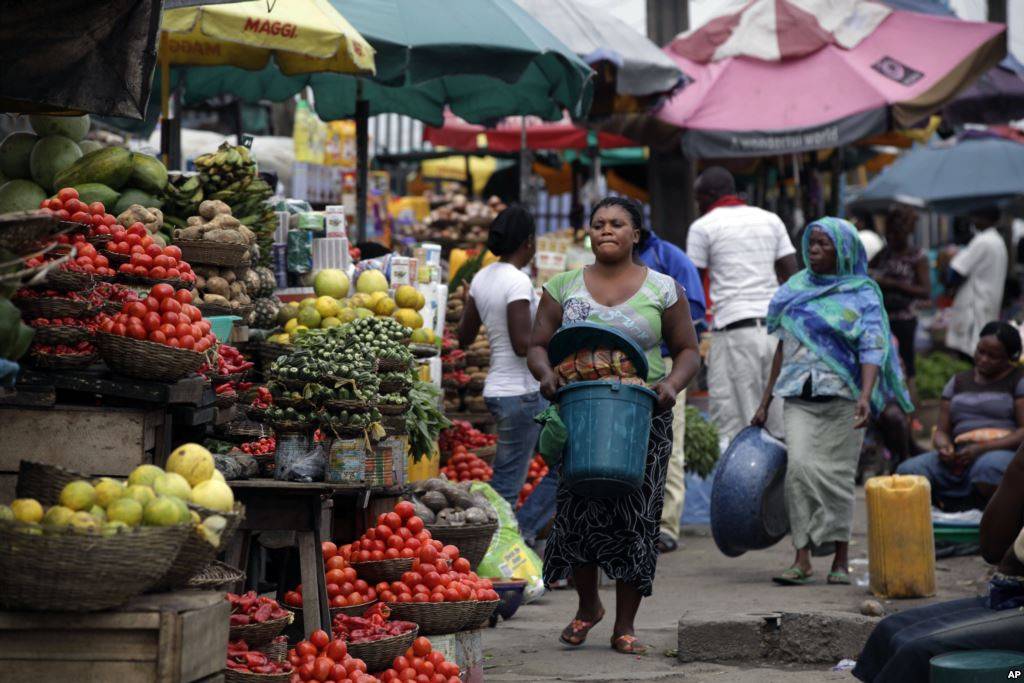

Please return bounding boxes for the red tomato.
[87,201,105,215]
[412,637,432,657]
[174,288,193,304]
[395,501,416,520]
[149,266,167,279]
[441,546,459,561]
[324,640,347,662]
[384,512,403,530]
[327,583,340,598]
[174,322,191,338]
[326,556,346,571]
[166,267,181,278]
[144,296,160,312]
[167,337,180,348]
[310,629,330,650]
[296,641,318,659]
[145,244,162,258]
[406,517,424,534]
[376,524,393,540]
[127,324,147,341]
[160,297,182,314]
[159,323,176,338]
[124,301,147,318]
[56,188,77,202]
[142,312,161,332]
[163,245,182,260]
[153,255,171,269]
[312,657,334,681]
[326,569,345,585]
[162,311,179,325]
[195,337,212,353]
[342,567,357,583]
[151,283,174,300]
[453,558,470,573]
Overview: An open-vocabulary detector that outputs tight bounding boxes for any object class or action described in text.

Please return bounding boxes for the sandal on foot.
[772,567,814,585]
[611,634,648,655]
[656,532,679,553]
[827,570,851,585]
[559,609,604,646]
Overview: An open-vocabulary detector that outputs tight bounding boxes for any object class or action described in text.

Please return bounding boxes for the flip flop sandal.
[559,609,605,647]
[772,567,814,585]
[656,532,679,553]
[611,634,648,655]
[827,571,851,585]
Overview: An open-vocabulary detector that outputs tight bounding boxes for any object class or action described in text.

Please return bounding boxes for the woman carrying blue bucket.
[751,217,912,586]
[528,197,701,655]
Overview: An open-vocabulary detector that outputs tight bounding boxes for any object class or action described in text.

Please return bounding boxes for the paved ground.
[480,492,991,682]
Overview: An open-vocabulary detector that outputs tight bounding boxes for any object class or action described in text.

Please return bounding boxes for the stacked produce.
[227,591,290,627]
[286,629,377,683]
[410,478,498,527]
[187,142,276,265]
[0,114,168,218]
[284,541,378,609]
[344,501,427,564]
[377,636,463,683]
[438,421,496,459]
[361,540,499,604]
[684,407,720,478]
[1,443,233,543]
[225,639,293,677]
[404,381,451,463]
[162,174,203,226]
[440,450,493,484]
[917,352,972,401]
[332,603,417,644]
[555,346,644,385]
[116,203,167,245]
[517,455,549,509]
[99,283,216,351]
[397,192,505,246]
[106,224,197,285]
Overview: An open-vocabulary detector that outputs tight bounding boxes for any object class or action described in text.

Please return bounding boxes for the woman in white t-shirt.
[458,205,545,506]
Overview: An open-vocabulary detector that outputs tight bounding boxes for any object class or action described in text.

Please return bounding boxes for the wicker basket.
[269,420,316,435]
[187,560,246,590]
[224,668,291,683]
[86,233,112,248]
[44,268,95,291]
[286,599,376,626]
[14,295,91,319]
[273,395,315,410]
[256,637,288,663]
[97,332,206,381]
[423,522,497,571]
[347,626,419,672]
[229,612,293,646]
[102,249,129,266]
[31,324,90,346]
[375,357,412,373]
[116,274,194,291]
[176,239,250,267]
[27,349,99,370]
[0,211,61,253]
[378,379,411,395]
[0,522,189,611]
[385,600,477,635]
[215,393,238,410]
[351,557,413,585]
[377,403,409,416]
[15,460,90,506]
[462,599,500,631]
[151,503,246,590]
[245,405,268,422]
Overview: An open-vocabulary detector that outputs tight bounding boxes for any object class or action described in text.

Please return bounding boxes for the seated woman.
[897,322,1024,509]
[853,443,1024,682]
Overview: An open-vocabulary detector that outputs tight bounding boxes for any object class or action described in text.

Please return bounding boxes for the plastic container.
[710,426,789,557]
[557,380,656,497]
[930,650,1024,682]
[866,474,936,598]
[207,315,241,343]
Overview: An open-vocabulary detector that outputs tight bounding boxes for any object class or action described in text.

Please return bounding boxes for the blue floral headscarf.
[767,217,912,413]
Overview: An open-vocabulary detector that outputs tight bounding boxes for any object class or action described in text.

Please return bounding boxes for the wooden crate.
[0,404,165,501]
[0,591,229,682]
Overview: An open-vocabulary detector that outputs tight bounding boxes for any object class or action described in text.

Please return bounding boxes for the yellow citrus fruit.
[128,464,164,488]
[59,481,96,511]
[166,443,215,486]
[93,478,124,508]
[11,498,43,523]
[107,497,143,526]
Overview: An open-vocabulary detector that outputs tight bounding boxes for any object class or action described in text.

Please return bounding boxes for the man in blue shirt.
[638,227,706,552]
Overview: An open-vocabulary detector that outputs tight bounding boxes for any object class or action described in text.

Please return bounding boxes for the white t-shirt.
[686,205,796,328]
[468,262,540,397]
[947,227,1008,356]
[858,230,885,262]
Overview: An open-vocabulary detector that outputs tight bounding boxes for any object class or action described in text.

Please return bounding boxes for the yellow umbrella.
[158,0,375,161]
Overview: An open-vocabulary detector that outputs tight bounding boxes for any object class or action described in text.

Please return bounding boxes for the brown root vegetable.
[205,276,230,298]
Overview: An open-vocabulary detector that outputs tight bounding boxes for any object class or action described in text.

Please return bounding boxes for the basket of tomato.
[27,341,98,370]
[96,284,214,382]
[227,592,294,646]
[225,639,293,682]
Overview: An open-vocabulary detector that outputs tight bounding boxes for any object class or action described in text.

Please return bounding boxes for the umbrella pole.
[160,31,170,167]
[355,79,369,244]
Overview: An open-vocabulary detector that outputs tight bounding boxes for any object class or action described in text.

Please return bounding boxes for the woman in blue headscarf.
[751,217,912,585]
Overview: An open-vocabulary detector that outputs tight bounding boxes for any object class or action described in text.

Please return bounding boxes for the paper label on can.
[326,438,365,483]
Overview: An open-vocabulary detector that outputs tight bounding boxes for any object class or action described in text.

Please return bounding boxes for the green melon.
[53,146,132,191]
[68,183,120,207]
[128,153,168,194]
[113,188,163,214]
[78,140,103,155]
[0,179,47,213]
[29,114,90,142]
[0,132,40,180]
[30,136,83,192]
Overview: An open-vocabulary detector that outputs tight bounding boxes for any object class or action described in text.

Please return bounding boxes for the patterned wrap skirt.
[542,410,673,597]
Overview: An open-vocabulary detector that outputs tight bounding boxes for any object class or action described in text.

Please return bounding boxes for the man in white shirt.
[686,167,798,442]
[946,207,1009,358]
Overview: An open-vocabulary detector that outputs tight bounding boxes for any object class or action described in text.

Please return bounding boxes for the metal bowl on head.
[710,426,790,557]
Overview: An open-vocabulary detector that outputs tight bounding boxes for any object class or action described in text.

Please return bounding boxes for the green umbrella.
[175,0,593,237]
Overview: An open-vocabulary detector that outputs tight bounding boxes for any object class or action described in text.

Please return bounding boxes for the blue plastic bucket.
[207,315,241,343]
[558,380,656,497]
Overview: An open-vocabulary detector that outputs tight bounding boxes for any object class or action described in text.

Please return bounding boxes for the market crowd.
[458,166,1022,665]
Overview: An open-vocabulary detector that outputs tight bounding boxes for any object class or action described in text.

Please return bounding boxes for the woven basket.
[101,300,123,315]
[86,234,112,248]
[199,302,254,319]
[0,211,61,253]
[245,405,268,422]
[31,324,90,346]
[27,349,98,370]
[347,626,419,672]
[0,522,189,612]
[224,668,291,683]
[269,420,316,435]
[377,403,409,416]
[378,379,410,395]
[286,599,376,626]
[14,296,91,319]
[44,268,94,291]
[116,274,194,291]
[151,503,246,590]
[351,558,413,585]
[462,599,500,631]
[423,523,497,571]
[375,357,412,373]
[187,560,245,590]
[215,393,238,410]
[256,637,288,663]
[176,239,250,267]
[15,460,90,506]
[102,249,129,266]
[229,612,293,646]
[274,395,315,410]
[385,600,477,635]
[97,332,206,381]
[323,398,372,413]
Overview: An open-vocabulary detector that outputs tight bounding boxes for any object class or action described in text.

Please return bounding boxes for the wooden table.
[225,479,404,635]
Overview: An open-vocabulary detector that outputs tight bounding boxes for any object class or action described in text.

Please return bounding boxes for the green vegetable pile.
[684,407,720,478]
[916,352,971,401]
[406,381,451,462]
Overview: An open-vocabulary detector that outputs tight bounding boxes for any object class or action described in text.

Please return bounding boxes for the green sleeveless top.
[544,267,679,382]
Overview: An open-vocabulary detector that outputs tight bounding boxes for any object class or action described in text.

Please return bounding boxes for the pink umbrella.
[424,109,636,152]
[654,0,1005,158]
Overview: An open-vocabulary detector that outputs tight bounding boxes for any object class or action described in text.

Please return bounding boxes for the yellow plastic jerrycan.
[865,475,936,598]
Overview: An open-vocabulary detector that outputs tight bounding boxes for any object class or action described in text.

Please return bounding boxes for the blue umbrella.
[850,133,1024,214]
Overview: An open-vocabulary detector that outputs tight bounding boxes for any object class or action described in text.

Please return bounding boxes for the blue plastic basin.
[710,426,790,557]
[558,380,656,498]
[207,315,240,343]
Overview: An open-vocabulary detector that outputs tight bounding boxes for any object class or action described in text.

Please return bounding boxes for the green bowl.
[207,315,241,343]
